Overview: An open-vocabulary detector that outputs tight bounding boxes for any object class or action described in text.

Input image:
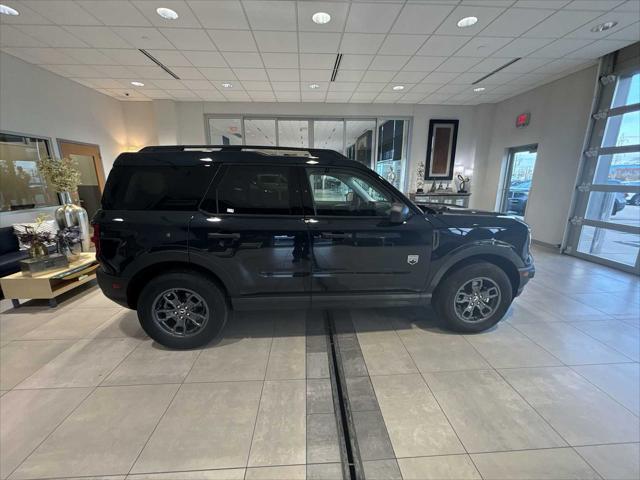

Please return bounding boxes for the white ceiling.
[1,0,638,105]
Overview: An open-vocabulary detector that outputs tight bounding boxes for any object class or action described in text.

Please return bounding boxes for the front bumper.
[516,264,535,295]
[96,267,131,308]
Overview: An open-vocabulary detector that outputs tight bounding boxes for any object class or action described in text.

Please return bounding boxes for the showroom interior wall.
[476,65,599,247]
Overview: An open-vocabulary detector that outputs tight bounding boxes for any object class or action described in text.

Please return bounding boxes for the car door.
[189,163,311,309]
[302,166,432,297]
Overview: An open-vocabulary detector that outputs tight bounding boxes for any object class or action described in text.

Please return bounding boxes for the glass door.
[500,145,538,220]
[566,52,640,273]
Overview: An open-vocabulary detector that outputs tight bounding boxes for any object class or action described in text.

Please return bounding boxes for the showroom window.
[566,44,640,272]
[205,116,410,192]
[0,132,57,212]
[204,165,298,215]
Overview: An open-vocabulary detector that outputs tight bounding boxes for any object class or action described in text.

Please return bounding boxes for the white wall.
[476,65,597,246]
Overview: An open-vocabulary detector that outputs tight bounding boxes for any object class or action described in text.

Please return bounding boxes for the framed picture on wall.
[425,119,459,180]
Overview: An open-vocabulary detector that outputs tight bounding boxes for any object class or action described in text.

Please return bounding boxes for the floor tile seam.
[508,322,586,366]
[243,320,276,478]
[390,323,483,477]
[564,364,640,419]
[566,321,639,362]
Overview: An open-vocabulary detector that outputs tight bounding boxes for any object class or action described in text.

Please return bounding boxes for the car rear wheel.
[434,262,513,333]
[137,271,227,349]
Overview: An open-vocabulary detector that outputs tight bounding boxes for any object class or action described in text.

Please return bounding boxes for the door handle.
[321,232,351,239]
[208,233,240,240]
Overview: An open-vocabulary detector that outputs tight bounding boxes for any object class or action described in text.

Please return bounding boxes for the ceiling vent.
[472,58,521,85]
[139,49,181,80]
[330,53,343,82]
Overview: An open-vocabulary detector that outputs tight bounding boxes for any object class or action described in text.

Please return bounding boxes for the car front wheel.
[434,262,513,333]
[137,271,228,349]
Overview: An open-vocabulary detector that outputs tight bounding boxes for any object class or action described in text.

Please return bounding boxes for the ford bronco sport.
[93,145,535,349]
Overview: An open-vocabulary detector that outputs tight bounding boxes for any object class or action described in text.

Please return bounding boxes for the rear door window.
[201,165,300,215]
[102,165,216,210]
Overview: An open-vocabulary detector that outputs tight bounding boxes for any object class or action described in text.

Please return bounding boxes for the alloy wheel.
[453,277,501,323]
[152,288,209,337]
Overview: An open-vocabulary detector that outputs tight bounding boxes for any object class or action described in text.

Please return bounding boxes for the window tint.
[102,165,214,211]
[203,165,297,215]
[306,168,394,216]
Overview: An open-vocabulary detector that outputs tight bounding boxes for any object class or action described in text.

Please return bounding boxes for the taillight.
[90,223,100,257]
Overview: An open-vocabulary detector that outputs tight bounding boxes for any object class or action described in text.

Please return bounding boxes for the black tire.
[433,262,513,333]
[137,271,228,349]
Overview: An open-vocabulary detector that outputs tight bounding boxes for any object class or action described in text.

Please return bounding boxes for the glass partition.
[345,120,376,168]
[208,118,242,145]
[376,119,408,190]
[244,119,276,146]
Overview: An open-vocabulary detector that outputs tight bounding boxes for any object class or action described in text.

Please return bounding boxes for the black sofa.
[0,226,28,278]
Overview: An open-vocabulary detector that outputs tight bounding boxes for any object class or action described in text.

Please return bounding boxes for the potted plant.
[14,214,54,258]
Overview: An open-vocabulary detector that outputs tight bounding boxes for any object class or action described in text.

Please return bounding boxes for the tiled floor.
[1,246,639,479]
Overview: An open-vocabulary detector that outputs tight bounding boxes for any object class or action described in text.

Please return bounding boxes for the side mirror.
[389,202,410,224]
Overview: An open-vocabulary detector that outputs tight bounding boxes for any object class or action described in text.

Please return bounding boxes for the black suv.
[93,145,534,349]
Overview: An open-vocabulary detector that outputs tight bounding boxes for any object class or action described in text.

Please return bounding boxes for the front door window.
[500,146,538,220]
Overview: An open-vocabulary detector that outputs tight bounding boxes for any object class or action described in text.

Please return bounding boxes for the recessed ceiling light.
[130,81,145,87]
[221,82,233,88]
[474,87,485,92]
[591,21,617,33]
[392,85,405,91]
[156,7,179,20]
[309,84,320,89]
[312,12,331,25]
[0,4,19,15]
[457,16,478,28]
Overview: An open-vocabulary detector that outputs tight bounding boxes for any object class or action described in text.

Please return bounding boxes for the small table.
[411,192,471,208]
[1,253,98,308]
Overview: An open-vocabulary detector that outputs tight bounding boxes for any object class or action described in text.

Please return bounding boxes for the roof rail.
[140,145,324,153]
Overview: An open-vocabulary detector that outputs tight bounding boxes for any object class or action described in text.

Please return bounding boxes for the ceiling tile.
[329,82,359,92]
[133,0,202,28]
[392,3,455,34]
[262,53,298,68]
[299,33,341,53]
[356,83,385,92]
[436,56,482,72]
[491,37,553,57]
[423,71,460,83]
[297,1,349,32]
[57,64,106,78]
[340,54,374,70]
[345,3,403,33]
[111,27,174,50]
[9,47,74,64]
[460,0,517,6]
[271,81,300,91]
[243,1,297,31]
[253,31,298,53]
[301,92,326,102]
[300,69,331,81]
[0,25,47,48]
[374,93,400,103]
[393,71,428,83]
[167,89,199,99]
[268,69,300,81]
[563,0,626,10]
[181,79,216,90]
[603,22,640,41]
[468,57,514,72]
[350,93,378,103]
[95,65,139,78]
[187,0,249,29]
[248,92,277,101]
[340,33,386,54]
[416,36,469,56]
[435,83,469,94]
[411,83,444,93]
[480,8,555,37]
[146,50,192,67]
[361,70,395,82]
[300,53,336,69]
[224,91,252,101]
[325,92,351,102]
[524,10,602,37]
[276,92,301,101]
[152,78,187,89]
[77,1,151,26]
[335,70,365,82]
[222,52,263,68]
[128,65,173,79]
[160,28,217,50]
[0,1,53,24]
[100,49,153,66]
[63,26,132,49]
[529,38,593,57]
[533,57,590,73]
[451,71,483,83]
[369,55,411,70]
[59,48,119,65]
[182,51,227,67]
[199,67,236,80]
[479,71,523,84]
[195,89,227,100]
[88,78,129,89]
[13,25,88,48]
[233,68,269,80]
[240,80,272,91]
[378,35,428,55]
[566,12,639,39]
[499,57,551,73]
[564,39,631,58]
[170,66,206,79]
[435,5,507,36]
[453,36,513,57]
[403,56,447,71]
[209,30,257,52]
[142,89,173,99]
[22,0,101,25]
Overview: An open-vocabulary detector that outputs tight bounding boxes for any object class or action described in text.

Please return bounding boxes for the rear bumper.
[96,267,131,308]
[516,264,535,295]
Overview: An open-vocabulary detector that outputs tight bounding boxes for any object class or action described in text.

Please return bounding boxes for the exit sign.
[516,112,530,128]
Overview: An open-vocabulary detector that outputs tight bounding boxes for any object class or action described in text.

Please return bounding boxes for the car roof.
[113,145,370,170]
